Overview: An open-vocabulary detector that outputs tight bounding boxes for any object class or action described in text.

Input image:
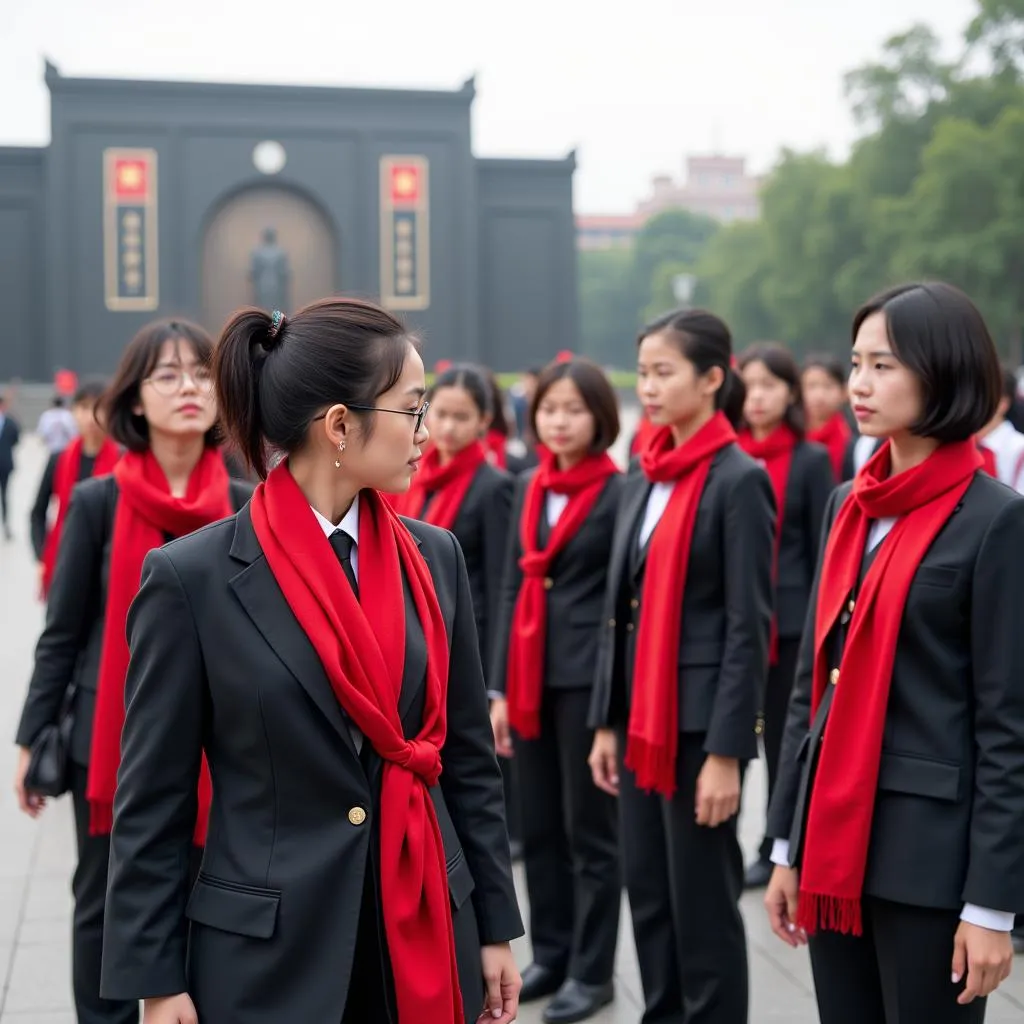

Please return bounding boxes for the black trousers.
[70,762,139,1024]
[809,897,987,1024]
[515,688,620,984]
[758,637,801,862]
[618,731,747,1024]
[0,470,10,530]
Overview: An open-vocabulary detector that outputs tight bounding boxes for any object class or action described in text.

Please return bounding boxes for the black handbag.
[24,680,77,798]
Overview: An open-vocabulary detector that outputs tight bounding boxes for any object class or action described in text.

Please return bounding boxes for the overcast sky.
[4,0,975,212]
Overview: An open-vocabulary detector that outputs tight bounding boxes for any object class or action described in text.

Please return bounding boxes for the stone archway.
[201,185,336,337]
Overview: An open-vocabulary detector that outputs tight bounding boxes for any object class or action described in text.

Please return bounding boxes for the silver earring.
[334,440,346,469]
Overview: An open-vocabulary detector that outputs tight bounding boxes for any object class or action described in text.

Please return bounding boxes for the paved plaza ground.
[1,436,1023,1022]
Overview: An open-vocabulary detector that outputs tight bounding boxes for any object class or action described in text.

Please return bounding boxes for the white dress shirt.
[770,515,1014,931]
[546,492,569,527]
[310,496,363,751]
[980,419,1024,494]
[638,481,675,548]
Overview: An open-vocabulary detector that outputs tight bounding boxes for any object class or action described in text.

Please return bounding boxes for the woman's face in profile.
[849,312,924,440]
[348,344,430,493]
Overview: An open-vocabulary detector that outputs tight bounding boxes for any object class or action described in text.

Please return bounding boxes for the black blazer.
[775,441,835,640]
[100,506,524,1021]
[446,463,514,676]
[28,449,110,560]
[489,471,624,695]
[768,474,1024,914]
[0,414,20,475]
[14,473,252,765]
[589,445,775,761]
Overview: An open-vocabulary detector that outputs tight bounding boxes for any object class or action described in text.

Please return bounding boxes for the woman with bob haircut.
[765,282,1024,1023]
[588,308,774,1024]
[99,300,523,1024]
[735,342,835,890]
[490,357,623,1023]
[14,318,250,1024]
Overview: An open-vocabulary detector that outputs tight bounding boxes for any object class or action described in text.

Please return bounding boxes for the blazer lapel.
[398,561,429,726]
[228,511,361,763]
[611,473,650,597]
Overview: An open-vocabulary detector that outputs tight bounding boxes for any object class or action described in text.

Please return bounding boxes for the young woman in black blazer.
[735,343,835,889]
[100,300,523,1024]
[765,282,1024,1023]
[13,319,250,1024]
[489,358,623,1024]
[588,309,774,1024]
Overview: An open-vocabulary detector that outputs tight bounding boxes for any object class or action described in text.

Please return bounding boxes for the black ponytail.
[213,298,415,479]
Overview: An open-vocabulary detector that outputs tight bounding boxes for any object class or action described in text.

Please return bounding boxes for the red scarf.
[625,413,737,796]
[737,424,798,665]
[485,429,508,468]
[798,439,980,936]
[87,449,233,843]
[40,437,121,598]
[394,441,486,530]
[251,467,462,1024]
[808,413,851,481]
[506,450,619,738]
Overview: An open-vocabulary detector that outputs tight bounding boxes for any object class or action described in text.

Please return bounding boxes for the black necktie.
[330,529,359,600]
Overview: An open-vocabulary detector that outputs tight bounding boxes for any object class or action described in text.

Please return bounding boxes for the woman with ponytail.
[100,300,523,1024]
[13,320,249,1024]
[765,283,1024,1023]
[489,357,623,1023]
[587,308,774,1023]
[735,343,835,890]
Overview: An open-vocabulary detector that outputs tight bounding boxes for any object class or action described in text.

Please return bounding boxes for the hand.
[490,698,514,759]
[765,865,806,948]
[143,993,198,1023]
[478,942,521,1023]
[694,754,740,827]
[36,562,46,597]
[588,728,620,796]
[13,746,46,818]
[952,921,1014,1005]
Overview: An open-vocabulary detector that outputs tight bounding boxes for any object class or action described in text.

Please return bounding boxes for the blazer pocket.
[186,874,281,939]
[679,641,724,667]
[446,848,476,911]
[568,608,602,628]
[877,752,961,802]
[913,566,958,590]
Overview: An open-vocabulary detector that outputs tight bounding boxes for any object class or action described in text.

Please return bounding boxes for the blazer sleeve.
[488,477,527,697]
[766,486,842,841]
[29,452,59,561]
[478,473,514,680]
[705,465,775,760]
[439,532,524,946]
[962,497,1024,912]
[802,445,836,570]
[101,548,204,999]
[15,482,107,747]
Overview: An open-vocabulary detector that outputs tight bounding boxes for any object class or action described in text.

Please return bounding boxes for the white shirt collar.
[310,492,360,543]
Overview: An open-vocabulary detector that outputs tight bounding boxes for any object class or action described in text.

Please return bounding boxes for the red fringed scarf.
[40,437,121,598]
[251,467,463,1024]
[394,441,486,530]
[798,439,980,937]
[88,448,233,843]
[625,413,737,796]
[506,450,619,738]
[808,413,851,481]
[737,424,798,665]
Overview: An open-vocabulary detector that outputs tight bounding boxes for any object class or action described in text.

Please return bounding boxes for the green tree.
[578,249,643,366]
[967,0,1024,77]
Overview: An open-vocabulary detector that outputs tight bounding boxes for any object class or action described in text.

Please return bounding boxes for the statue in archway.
[249,227,291,312]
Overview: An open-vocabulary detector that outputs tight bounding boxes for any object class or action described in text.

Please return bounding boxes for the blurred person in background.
[0,393,21,540]
[37,394,79,455]
[31,378,121,600]
[977,367,1024,494]
[802,354,852,482]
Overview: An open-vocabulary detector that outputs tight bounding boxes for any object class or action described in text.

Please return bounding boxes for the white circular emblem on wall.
[253,140,287,176]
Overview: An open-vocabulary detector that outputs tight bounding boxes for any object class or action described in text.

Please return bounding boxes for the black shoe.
[542,979,614,1024]
[520,963,566,1003]
[744,857,774,890]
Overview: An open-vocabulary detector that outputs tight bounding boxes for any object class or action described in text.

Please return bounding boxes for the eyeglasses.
[143,367,215,397]
[314,401,430,433]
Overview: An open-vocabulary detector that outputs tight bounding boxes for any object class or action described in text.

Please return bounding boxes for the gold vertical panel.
[103,148,159,311]
[379,155,430,311]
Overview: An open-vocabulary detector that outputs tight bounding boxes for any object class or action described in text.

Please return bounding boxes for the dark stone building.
[0,61,578,381]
